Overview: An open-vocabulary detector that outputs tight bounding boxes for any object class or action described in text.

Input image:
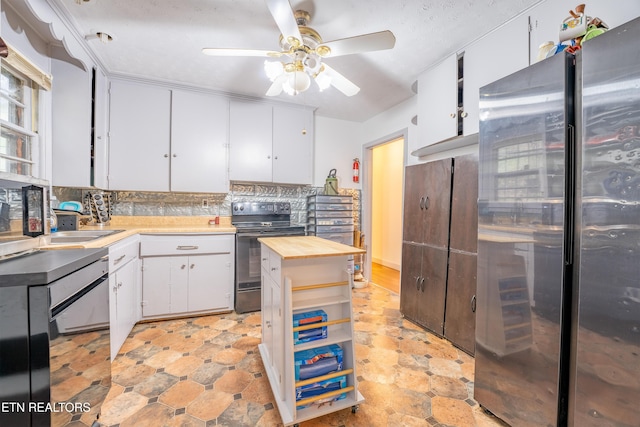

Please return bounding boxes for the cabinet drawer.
[308,203,353,211]
[268,251,282,282]
[313,232,354,246]
[308,225,354,233]
[308,218,354,226]
[308,195,353,204]
[108,235,139,272]
[308,210,353,219]
[140,234,234,256]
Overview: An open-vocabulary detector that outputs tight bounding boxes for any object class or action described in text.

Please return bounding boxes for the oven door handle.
[237,232,305,238]
[50,273,109,319]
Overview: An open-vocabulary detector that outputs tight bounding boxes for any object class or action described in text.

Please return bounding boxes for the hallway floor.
[370,262,400,294]
[91,285,508,427]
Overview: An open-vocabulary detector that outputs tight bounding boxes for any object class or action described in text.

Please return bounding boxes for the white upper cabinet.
[108,80,171,191]
[229,100,313,185]
[417,54,459,147]
[108,81,229,192]
[229,101,273,183]
[462,13,530,135]
[51,54,92,187]
[93,68,109,189]
[170,90,229,193]
[272,105,313,185]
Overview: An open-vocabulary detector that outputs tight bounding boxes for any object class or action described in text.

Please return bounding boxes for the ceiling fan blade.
[321,63,360,97]
[318,30,396,57]
[265,0,302,46]
[266,73,289,96]
[202,48,280,57]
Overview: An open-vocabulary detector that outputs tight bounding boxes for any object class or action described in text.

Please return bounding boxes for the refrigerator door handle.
[564,123,576,266]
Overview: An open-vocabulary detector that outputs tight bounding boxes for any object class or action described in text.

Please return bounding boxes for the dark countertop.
[0,248,108,287]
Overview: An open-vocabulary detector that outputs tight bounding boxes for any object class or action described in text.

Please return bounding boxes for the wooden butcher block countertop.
[258,235,365,260]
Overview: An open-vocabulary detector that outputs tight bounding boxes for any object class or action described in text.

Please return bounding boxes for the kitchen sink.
[49,230,124,244]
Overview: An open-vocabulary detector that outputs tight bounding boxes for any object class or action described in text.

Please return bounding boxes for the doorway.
[363,135,405,294]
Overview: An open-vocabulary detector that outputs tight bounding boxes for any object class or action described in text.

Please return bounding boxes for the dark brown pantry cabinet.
[400,154,478,355]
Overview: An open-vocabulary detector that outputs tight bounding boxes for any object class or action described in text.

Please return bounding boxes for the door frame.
[361,128,409,288]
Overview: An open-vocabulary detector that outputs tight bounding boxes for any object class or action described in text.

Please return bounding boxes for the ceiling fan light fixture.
[314,69,332,91]
[287,70,311,93]
[264,60,284,81]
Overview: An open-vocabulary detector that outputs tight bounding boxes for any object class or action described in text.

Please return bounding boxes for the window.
[0,63,38,176]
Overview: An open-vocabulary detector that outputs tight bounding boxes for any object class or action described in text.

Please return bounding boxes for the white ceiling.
[44,0,542,122]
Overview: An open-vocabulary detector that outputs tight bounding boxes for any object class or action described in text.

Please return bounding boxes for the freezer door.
[572,17,640,427]
[475,52,572,427]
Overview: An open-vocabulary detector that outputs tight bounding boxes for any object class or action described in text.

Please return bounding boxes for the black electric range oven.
[0,247,109,427]
[232,202,305,313]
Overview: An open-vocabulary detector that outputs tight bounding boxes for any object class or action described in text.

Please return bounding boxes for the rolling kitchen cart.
[258,236,365,426]
[306,194,354,245]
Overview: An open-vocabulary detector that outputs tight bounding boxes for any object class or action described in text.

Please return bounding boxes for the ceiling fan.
[202,0,396,97]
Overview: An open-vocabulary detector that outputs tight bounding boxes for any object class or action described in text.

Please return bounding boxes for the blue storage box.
[294,344,343,380]
[293,309,327,344]
[295,375,347,409]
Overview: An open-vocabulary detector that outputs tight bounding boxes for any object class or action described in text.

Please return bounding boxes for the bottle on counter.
[50,197,58,233]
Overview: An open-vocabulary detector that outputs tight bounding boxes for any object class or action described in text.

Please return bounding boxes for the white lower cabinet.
[108,235,140,361]
[140,234,235,319]
[259,241,364,426]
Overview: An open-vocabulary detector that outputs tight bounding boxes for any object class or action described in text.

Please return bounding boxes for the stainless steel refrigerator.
[475,17,640,427]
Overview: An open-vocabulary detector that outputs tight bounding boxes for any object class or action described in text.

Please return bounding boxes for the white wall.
[361,96,418,166]
[371,138,403,270]
[313,116,363,190]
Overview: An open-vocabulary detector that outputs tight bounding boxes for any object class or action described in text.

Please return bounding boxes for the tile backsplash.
[53,184,361,229]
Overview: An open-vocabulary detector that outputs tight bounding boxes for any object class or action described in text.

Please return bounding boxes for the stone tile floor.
[92,284,509,427]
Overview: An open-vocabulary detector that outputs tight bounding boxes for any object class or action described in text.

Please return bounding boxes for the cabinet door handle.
[266,320,272,328]
[460,111,468,118]
[419,197,425,210]
[420,277,425,292]
[262,257,268,261]
[271,267,278,271]
[164,154,169,158]
[190,264,195,269]
[449,113,457,118]
[423,196,430,210]
[181,264,186,269]
[176,245,199,250]
[471,295,477,313]
[173,153,177,157]
[114,254,126,265]
[415,276,421,290]
[118,281,123,288]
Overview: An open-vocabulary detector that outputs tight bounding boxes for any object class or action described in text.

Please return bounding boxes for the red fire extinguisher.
[352,158,360,183]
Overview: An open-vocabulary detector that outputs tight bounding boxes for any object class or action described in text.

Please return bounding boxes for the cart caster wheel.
[294,424,299,427]
[351,405,359,414]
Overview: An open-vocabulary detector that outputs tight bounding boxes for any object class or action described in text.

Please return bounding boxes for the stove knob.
[233,206,238,211]
[240,205,244,211]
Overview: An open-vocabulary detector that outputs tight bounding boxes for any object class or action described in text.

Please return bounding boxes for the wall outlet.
[202,199,209,208]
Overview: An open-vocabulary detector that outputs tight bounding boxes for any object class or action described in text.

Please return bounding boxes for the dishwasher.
[0,247,109,427]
